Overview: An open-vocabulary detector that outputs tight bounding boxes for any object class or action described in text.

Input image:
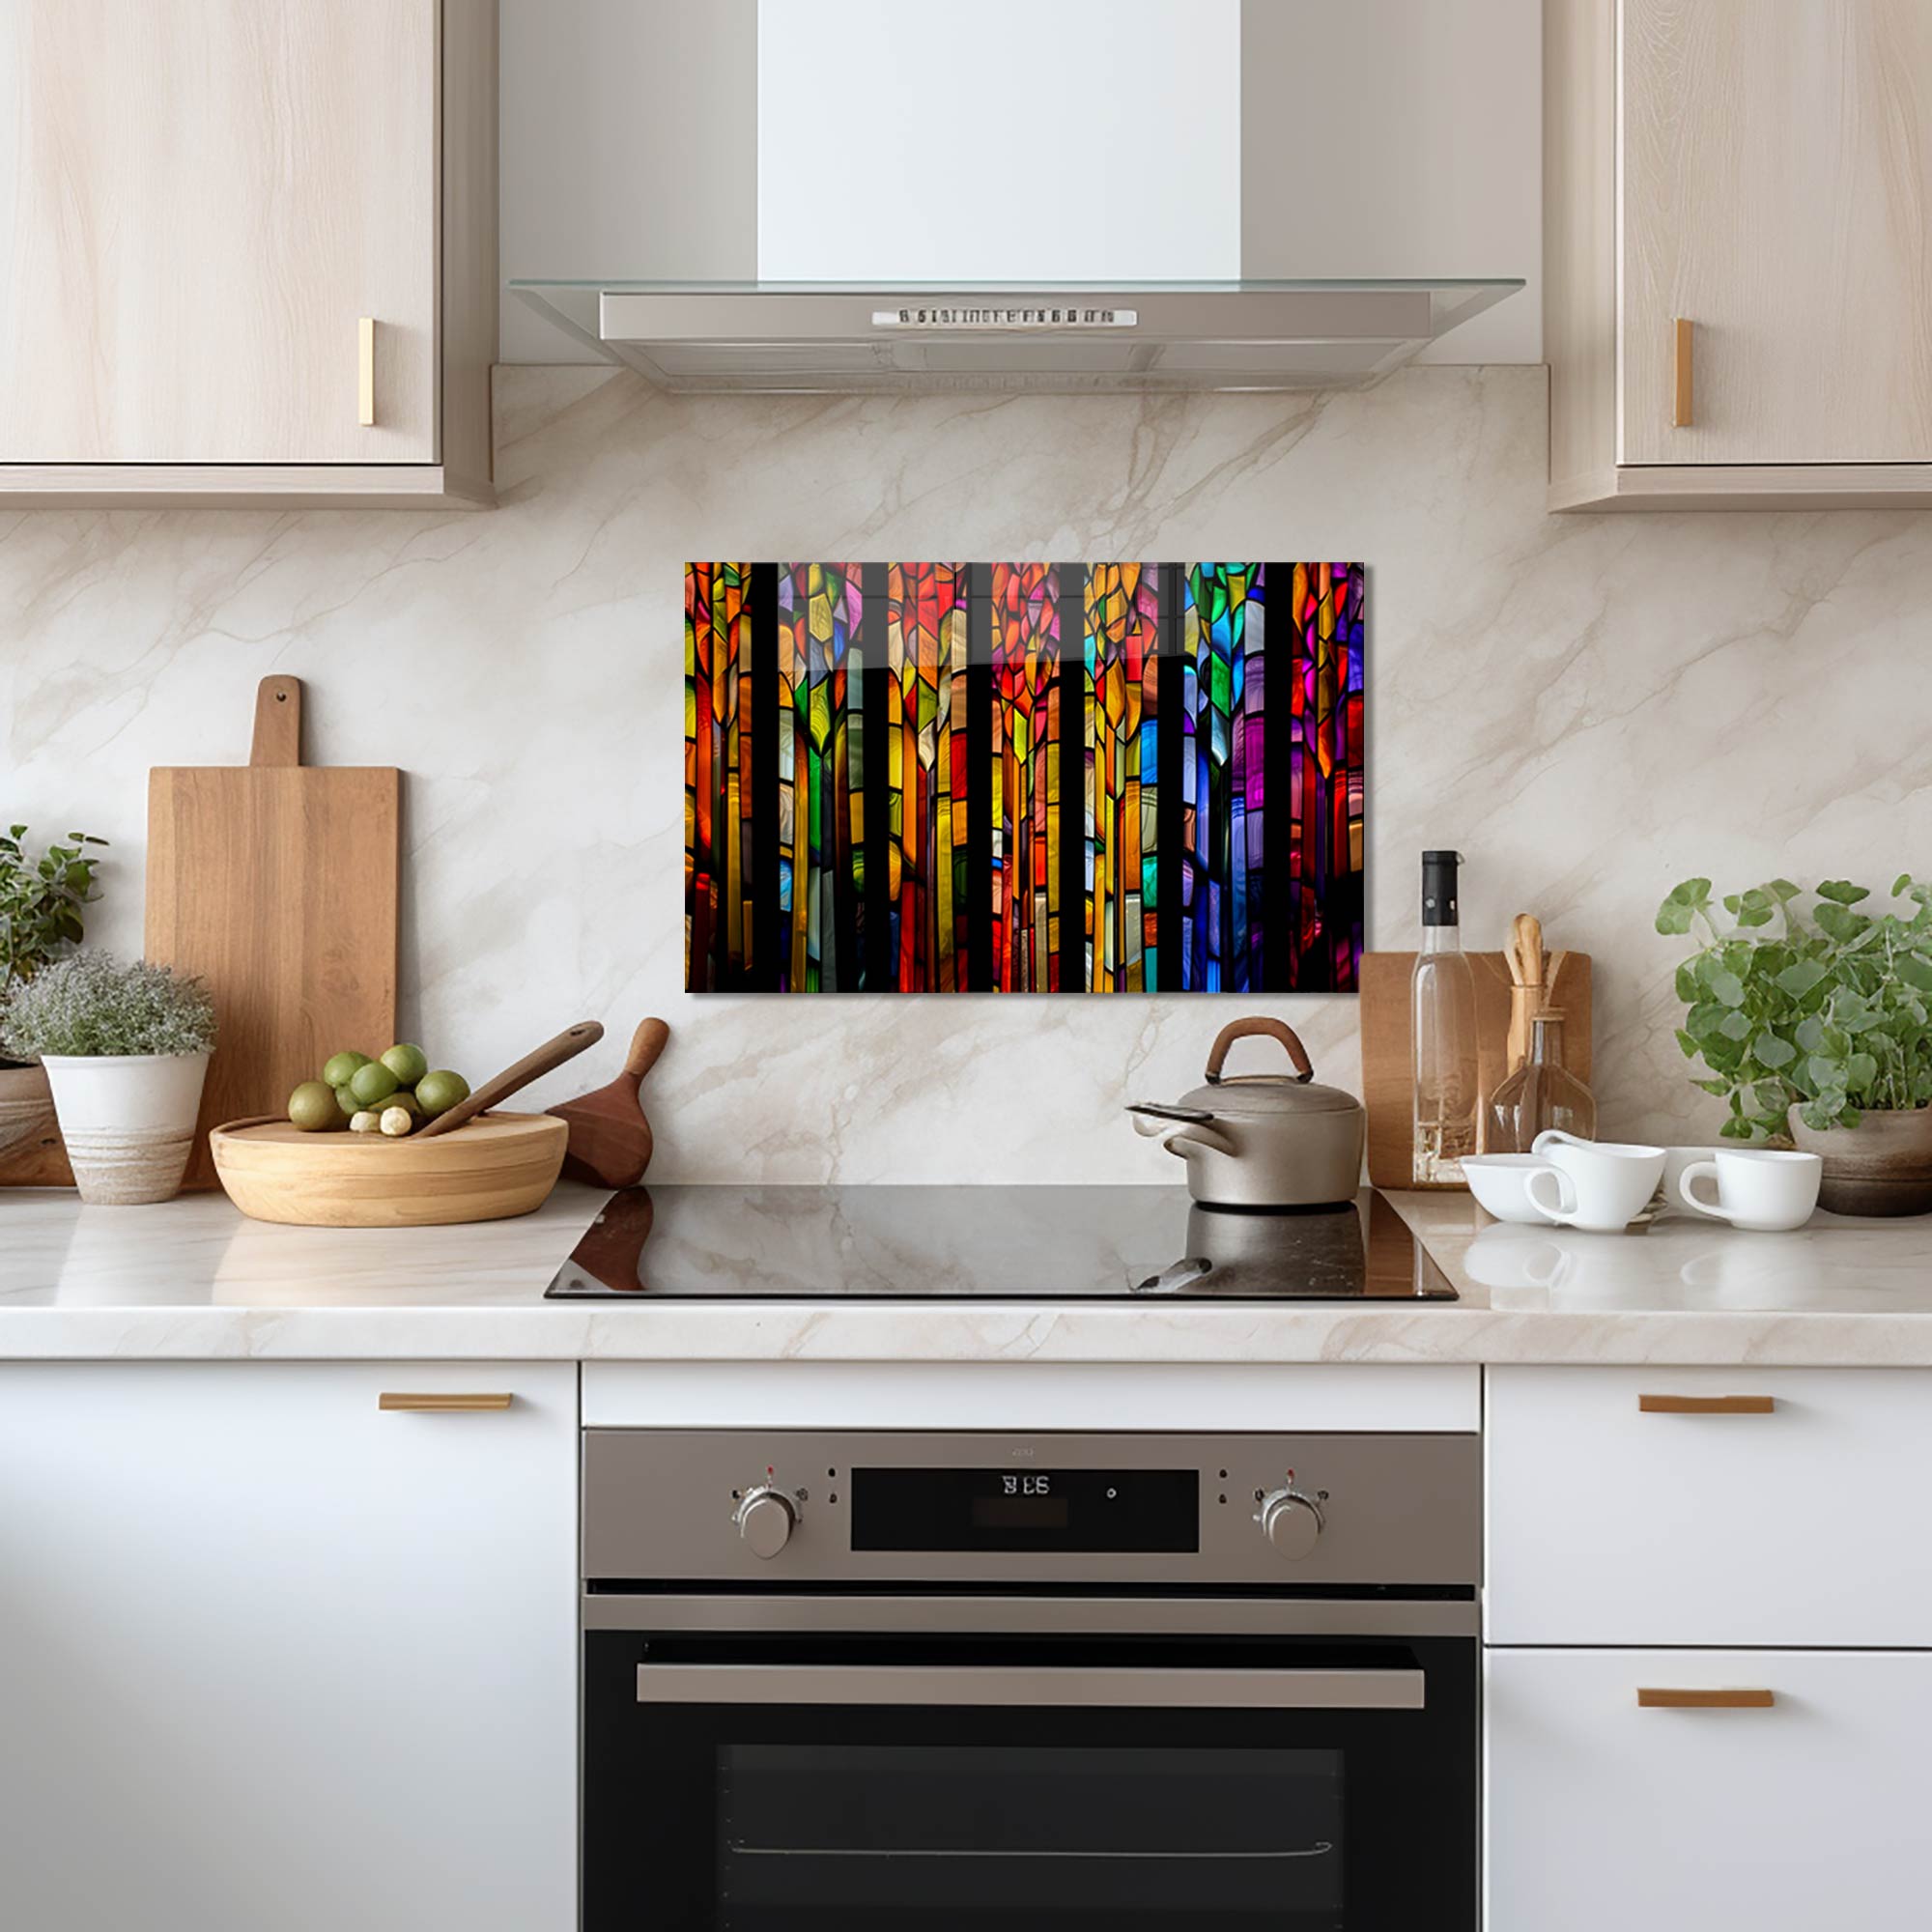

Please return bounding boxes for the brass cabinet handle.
[1638,1393,1775,1415]
[357,317,377,426]
[1638,1688,1776,1710]
[378,1392,513,1412]
[1671,317,1694,427]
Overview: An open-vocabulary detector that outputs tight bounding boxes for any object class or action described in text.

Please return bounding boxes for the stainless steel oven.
[582,1429,1480,1931]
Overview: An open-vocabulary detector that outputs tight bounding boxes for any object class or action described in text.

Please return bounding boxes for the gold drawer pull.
[1638,1688,1775,1710]
[378,1392,513,1412]
[358,316,377,426]
[1672,317,1694,427]
[1638,1393,1775,1415]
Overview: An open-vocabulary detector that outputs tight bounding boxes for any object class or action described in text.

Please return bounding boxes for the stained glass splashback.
[685,561,1365,993]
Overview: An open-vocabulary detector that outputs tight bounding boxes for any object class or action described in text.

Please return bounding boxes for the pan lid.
[1173,1017,1361,1118]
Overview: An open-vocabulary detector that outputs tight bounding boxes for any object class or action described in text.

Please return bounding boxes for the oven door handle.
[636,1662,1425,1710]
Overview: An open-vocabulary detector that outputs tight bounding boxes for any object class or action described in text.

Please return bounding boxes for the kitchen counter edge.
[6,1184,1932,1366]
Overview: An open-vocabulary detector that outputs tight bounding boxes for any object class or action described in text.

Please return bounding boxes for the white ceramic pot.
[41,1052,210,1205]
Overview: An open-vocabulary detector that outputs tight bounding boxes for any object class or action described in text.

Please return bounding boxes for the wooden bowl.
[210,1111,569,1228]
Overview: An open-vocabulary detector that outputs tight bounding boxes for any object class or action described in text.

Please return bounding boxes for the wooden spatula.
[1505,914,1547,1073]
[414,1022,604,1140]
[549,1018,669,1188]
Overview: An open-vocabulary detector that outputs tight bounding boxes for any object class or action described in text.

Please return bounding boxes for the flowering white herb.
[0,952,217,1061]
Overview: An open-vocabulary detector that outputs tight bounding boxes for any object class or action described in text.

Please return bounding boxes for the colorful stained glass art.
[777,562,864,992]
[888,563,969,993]
[684,560,752,992]
[1085,564,1160,992]
[990,563,1061,992]
[684,561,1365,994]
[1183,563,1264,993]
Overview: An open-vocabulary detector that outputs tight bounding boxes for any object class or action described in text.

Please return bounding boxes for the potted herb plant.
[0,953,216,1205]
[0,825,107,1160]
[1658,874,1932,1215]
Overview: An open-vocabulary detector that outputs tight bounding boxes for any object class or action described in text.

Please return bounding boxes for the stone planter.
[41,1052,211,1205]
[0,1060,56,1158]
[1788,1103,1932,1217]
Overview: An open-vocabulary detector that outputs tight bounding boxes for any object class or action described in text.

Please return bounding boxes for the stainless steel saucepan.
[1128,1017,1366,1208]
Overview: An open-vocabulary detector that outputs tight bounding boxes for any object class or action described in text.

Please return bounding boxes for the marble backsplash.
[6,366,1931,1181]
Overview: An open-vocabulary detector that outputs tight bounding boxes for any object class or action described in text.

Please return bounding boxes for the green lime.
[414,1068,470,1117]
[381,1042,429,1087]
[289,1080,345,1132]
[322,1050,371,1087]
[334,1083,361,1119]
[386,1087,422,1116]
[349,1059,400,1106]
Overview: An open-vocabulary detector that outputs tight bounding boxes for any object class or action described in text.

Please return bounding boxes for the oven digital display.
[851,1467,1199,1552]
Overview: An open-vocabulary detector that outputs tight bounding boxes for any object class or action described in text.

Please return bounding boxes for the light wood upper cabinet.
[0,0,496,505]
[1546,0,1932,508]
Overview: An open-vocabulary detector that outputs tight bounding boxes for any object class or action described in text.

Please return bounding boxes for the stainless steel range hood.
[508,278,1524,395]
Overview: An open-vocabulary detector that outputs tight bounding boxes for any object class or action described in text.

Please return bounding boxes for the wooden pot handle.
[625,1018,670,1082]
[416,1021,606,1139]
[1205,1016,1315,1085]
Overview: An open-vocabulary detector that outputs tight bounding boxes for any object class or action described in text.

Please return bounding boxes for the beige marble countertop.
[6,1181,1932,1365]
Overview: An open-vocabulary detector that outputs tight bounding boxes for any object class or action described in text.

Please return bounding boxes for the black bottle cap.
[1421,850,1463,926]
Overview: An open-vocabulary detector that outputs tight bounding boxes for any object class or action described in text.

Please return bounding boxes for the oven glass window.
[717,1743,1343,1929]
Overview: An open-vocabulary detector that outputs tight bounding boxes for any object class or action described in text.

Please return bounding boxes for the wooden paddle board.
[147,676,399,1186]
[1361,947,1593,1189]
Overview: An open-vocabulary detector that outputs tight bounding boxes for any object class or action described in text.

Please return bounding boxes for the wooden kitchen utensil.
[210,1112,567,1227]
[146,677,399,1187]
[414,1022,604,1140]
[549,1017,669,1187]
[1360,947,1593,1189]
[1505,913,1546,1073]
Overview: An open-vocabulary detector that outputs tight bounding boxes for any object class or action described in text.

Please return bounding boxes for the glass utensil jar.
[1487,1008,1597,1153]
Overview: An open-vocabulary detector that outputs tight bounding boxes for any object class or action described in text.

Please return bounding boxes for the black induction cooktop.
[543,1185,1455,1301]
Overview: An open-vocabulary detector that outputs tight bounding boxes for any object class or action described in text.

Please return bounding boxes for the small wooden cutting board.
[1361,948,1593,1189]
[147,677,399,1186]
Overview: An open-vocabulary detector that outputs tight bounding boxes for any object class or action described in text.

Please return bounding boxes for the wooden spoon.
[1505,914,1546,1073]
[549,1017,670,1188]
[414,1022,605,1140]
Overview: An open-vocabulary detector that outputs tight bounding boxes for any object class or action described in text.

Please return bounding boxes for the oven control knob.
[734,1486,796,1559]
[1256,1488,1323,1561]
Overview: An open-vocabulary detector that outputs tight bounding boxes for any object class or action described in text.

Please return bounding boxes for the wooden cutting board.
[1361,948,1593,1189]
[147,677,399,1187]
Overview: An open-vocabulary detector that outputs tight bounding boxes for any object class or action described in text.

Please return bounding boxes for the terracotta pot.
[1787,1103,1932,1217]
[0,1060,57,1158]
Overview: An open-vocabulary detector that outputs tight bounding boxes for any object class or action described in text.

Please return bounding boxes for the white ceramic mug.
[1524,1130,1668,1233]
[1677,1148,1823,1233]
[1462,1154,1564,1225]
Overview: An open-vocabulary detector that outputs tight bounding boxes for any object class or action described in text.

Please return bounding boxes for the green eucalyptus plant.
[1657,875,1932,1141]
[1,824,107,998]
[0,953,216,1063]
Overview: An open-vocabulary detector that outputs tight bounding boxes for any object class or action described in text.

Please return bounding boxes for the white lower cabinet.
[1486,1647,1932,1930]
[0,1362,577,1932]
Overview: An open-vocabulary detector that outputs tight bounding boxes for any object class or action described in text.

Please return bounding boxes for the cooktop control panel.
[582,1429,1481,1589]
